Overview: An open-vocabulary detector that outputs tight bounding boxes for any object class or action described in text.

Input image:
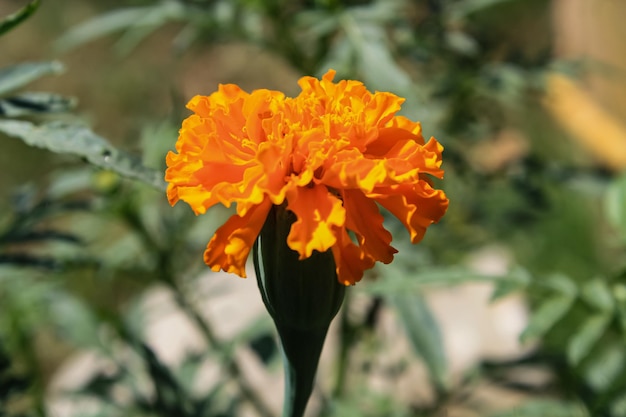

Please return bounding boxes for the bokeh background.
[2,0,626,416]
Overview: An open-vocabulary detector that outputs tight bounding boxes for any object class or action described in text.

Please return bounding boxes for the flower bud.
[253,203,345,417]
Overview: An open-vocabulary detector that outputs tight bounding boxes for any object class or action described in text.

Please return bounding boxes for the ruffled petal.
[255,140,290,205]
[320,149,387,192]
[167,88,292,216]
[242,89,285,145]
[362,92,404,130]
[385,115,425,142]
[167,70,449,285]
[203,199,273,277]
[286,184,346,259]
[331,228,376,286]
[187,84,248,117]
[321,136,444,193]
[342,189,397,264]
[371,181,449,243]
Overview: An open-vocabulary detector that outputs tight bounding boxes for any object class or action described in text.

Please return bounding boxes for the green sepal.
[253,203,345,417]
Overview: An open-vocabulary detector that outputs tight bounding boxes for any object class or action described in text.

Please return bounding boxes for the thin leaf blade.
[581,278,615,312]
[0,62,64,97]
[520,294,575,343]
[0,92,76,117]
[0,120,166,190]
[390,292,448,391]
[0,0,40,37]
[55,7,154,52]
[567,313,612,366]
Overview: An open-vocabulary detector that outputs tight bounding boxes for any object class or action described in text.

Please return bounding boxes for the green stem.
[279,326,328,417]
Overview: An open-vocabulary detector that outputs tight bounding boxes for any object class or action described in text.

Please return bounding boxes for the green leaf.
[583,341,625,391]
[113,1,185,55]
[175,352,207,393]
[138,342,195,414]
[56,2,185,54]
[295,10,338,39]
[49,291,101,348]
[0,267,54,332]
[612,392,626,417]
[362,266,506,296]
[490,267,532,301]
[0,62,64,97]
[614,284,626,332]
[341,19,412,94]
[319,36,353,77]
[46,167,95,199]
[55,7,152,52]
[139,120,178,170]
[520,294,575,343]
[605,172,626,242]
[390,292,448,391]
[77,371,123,399]
[0,0,40,37]
[0,120,166,191]
[487,399,588,417]
[543,273,578,297]
[567,313,612,365]
[0,92,76,117]
[0,229,81,245]
[447,0,517,22]
[0,340,37,405]
[581,278,615,312]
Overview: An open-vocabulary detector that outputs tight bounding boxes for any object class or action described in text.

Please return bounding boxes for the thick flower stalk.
[166,70,449,285]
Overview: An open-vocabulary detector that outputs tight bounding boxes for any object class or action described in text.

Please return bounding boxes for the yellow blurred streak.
[544,72,626,171]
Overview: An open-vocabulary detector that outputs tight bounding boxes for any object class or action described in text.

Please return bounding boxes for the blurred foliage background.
[1,0,626,416]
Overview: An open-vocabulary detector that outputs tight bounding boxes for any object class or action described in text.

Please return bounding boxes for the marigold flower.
[166,70,449,285]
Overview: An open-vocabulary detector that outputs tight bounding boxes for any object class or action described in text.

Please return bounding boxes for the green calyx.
[253,203,346,417]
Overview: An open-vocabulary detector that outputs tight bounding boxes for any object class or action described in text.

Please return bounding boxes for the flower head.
[166,70,449,285]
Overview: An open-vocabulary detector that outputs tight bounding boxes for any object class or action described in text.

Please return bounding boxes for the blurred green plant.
[0,0,40,36]
[1,2,275,417]
[2,0,626,416]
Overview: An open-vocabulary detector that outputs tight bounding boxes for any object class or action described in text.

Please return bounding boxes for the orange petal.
[321,135,445,193]
[173,185,215,214]
[362,92,404,130]
[386,115,425,142]
[286,184,346,259]
[321,150,387,193]
[372,181,449,243]
[331,228,375,286]
[368,133,443,180]
[255,141,290,205]
[194,162,247,191]
[187,84,248,116]
[364,128,407,157]
[166,182,180,206]
[343,189,397,264]
[203,199,272,277]
[242,89,285,145]
[380,137,444,182]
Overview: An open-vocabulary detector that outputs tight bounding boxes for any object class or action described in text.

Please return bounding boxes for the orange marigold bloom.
[166,70,449,285]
